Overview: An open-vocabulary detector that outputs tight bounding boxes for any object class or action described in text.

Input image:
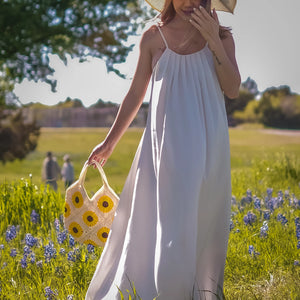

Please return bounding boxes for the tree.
[0,0,145,163]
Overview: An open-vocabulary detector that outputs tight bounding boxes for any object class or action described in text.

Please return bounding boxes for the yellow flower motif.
[83,239,97,247]
[69,222,83,238]
[97,195,114,213]
[82,211,99,227]
[64,203,71,218]
[72,191,84,208]
[97,227,110,243]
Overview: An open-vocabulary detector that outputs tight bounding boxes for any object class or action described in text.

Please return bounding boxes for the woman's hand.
[88,140,114,167]
[190,5,220,49]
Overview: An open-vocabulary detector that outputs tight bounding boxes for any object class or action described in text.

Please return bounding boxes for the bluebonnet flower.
[30,210,40,224]
[23,245,31,257]
[277,191,284,206]
[260,221,269,238]
[241,189,252,206]
[243,211,257,226]
[229,219,234,231]
[87,244,95,253]
[36,260,43,268]
[44,286,58,299]
[297,241,300,250]
[29,252,36,264]
[54,219,60,231]
[10,248,17,257]
[248,245,260,257]
[57,230,68,244]
[263,210,271,220]
[2,262,7,268]
[67,295,74,300]
[44,242,57,263]
[295,217,300,240]
[69,235,75,248]
[0,244,4,250]
[266,188,273,198]
[59,248,66,255]
[5,225,17,242]
[67,251,76,262]
[20,257,28,269]
[254,197,261,209]
[25,233,38,247]
[277,213,288,225]
[294,260,299,266]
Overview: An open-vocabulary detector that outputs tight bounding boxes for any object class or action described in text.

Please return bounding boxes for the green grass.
[0,127,299,299]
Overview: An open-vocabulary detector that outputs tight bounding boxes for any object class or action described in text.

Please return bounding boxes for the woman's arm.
[88,31,153,165]
[190,6,241,99]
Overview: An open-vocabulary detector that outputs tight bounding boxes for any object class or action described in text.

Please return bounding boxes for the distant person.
[42,151,61,191]
[61,154,74,189]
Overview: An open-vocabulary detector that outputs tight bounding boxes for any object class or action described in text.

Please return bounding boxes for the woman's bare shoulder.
[140,25,161,46]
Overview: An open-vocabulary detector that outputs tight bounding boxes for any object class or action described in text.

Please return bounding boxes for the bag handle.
[78,160,110,189]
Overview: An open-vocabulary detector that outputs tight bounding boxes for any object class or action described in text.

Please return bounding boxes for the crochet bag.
[64,160,119,247]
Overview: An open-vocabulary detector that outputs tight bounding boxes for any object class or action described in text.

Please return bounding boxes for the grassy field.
[0,126,300,299]
[1,126,300,196]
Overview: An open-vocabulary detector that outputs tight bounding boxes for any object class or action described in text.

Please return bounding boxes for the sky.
[14,0,300,107]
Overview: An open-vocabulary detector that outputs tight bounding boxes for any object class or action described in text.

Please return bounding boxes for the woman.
[86,0,240,298]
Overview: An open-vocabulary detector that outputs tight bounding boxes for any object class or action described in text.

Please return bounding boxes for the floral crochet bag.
[64,160,119,247]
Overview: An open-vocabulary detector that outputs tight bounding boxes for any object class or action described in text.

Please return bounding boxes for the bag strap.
[78,160,110,189]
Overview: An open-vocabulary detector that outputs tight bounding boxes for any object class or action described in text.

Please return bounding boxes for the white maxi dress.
[86,27,231,300]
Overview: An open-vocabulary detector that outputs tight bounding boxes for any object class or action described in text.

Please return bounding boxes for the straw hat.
[145,0,237,13]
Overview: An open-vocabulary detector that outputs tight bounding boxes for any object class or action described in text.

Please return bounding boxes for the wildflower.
[266,188,273,198]
[231,196,236,206]
[44,242,57,263]
[44,286,58,299]
[25,233,38,247]
[67,295,74,300]
[260,221,269,238]
[0,244,4,250]
[67,251,76,262]
[295,217,300,240]
[297,241,300,250]
[30,252,36,264]
[20,257,27,269]
[54,219,60,231]
[294,260,299,266]
[30,210,40,224]
[57,230,68,244]
[36,260,43,268]
[10,248,17,257]
[241,189,252,206]
[87,244,95,253]
[5,225,17,242]
[263,210,270,220]
[254,197,261,209]
[69,235,75,248]
[2,262,7,268]
[277,191,284,206]
[243,211,257,226]
[277,213,288,225]
[229,219,234,231]
[59,248,66,255]
[23,245,31,257]
[248,245,260,257]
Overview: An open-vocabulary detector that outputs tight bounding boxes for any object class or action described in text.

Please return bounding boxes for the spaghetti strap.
[156,25,169,49]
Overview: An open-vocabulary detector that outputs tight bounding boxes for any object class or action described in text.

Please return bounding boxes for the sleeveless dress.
[86,26,231,300]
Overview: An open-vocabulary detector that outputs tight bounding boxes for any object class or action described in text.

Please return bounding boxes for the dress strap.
[156,25,169,49]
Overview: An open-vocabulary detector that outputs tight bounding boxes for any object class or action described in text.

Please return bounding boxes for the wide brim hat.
[145,0,237,14]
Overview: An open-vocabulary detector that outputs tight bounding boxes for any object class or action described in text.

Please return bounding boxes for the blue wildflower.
[30,210,40,224]
[260,221,269,238]
[231,196,236,206]
[67,295,74,300]
[243,211,257,226]
[241,189,252,206]
[30,253,36,264]
[10,248,17,257]
[59,248,66,255]
[44,242,57,263]
[36,260,43,268]
[263,210,271,220]
[44,286,58,299]
[69,235,75,248]
[248,245,260,257]
[0,244,4,250]
[87,244,95,253]
[266,188,273,198]
[54,219,60,231]
[20,257,27,269]
[254,197,261,209]
[5,225,17,242]
[297,241,300,250]
[277,213,288,225]
[229,219,234,231]
[295,217,300,240]
[67,251,76,262]
[25,233,38,247]
[57,230,68,244]
[294,260,299,266]
[23,245,31,257]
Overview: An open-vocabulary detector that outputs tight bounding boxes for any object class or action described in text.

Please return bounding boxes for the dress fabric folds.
[86,27,231,300]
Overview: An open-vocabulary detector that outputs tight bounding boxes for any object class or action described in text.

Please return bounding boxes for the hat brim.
[145,0,236,14]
